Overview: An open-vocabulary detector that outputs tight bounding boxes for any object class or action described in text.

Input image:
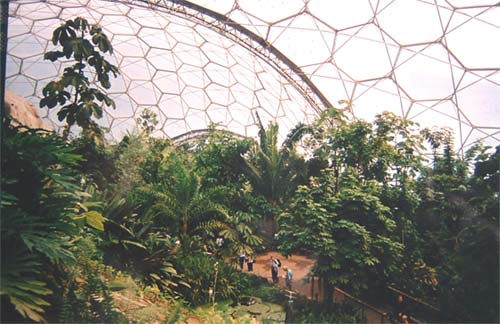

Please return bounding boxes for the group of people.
[237,254,294,290]
[270,256,293,290]
[238,252,254,271]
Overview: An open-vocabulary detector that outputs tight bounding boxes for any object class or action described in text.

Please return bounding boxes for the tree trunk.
[182,211,188,236]
[323,276,334,305]
[258,215,277,248]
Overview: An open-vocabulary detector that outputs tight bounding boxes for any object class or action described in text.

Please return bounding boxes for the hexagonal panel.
[22,57,59,80]
[269,14,334,66]
[447,1,499,8]
[8,34,45,59]
[8,16,33,38]
[394,44,456,100]
[238,0,304,24]
[159,94,185,119]
[146,48,176,71]
[352,78,411,121]
[128,80,161,105]
[100,14,140,36]
[153,71,181,94]
[446,8,500,69]
[334,24,393,80]
[6,75,36,97]
[120,57,156,80]
[455,74,500,128]
[113,35,150,57]
[377,0,444,45]
[308,0,373,30]
[17,2,61,21]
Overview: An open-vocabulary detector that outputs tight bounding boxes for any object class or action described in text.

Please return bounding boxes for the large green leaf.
[82,210,105,231]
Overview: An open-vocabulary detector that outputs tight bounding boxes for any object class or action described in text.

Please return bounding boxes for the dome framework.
[6,0,500,153]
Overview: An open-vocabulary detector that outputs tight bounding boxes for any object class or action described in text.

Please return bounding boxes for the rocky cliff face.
[4,89,52,131]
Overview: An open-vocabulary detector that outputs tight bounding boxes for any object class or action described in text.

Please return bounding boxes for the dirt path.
[247,251,315,297]
[241,251,390,323]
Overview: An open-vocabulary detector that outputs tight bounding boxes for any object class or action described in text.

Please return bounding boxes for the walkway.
[244,251,391,324]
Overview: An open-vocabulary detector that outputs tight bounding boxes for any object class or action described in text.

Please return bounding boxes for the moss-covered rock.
[264,311,286,322]
[247,303,270,315]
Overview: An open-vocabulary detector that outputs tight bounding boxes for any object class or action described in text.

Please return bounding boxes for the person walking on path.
[270,256,280,283]
[239,251,246,270]
[246,256,254,271]
[284,267,293,290]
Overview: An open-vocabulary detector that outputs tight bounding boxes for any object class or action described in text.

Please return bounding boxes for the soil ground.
[245,251,315,297]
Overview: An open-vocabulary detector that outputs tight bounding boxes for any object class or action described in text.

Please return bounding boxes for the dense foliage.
[1,118,107,322]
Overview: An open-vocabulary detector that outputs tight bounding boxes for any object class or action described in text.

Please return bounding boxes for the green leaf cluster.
[39,17,119,139]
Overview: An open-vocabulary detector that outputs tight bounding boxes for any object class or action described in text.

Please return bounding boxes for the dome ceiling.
[6,0,500,153]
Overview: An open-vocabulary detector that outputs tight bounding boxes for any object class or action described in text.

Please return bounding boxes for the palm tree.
[243,112,312,240]
[196,211,263,259]
[137,149,230,243]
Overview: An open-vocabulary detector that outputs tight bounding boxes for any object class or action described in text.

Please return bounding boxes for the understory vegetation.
[1,17,498,324]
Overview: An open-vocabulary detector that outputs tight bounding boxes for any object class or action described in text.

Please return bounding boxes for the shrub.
[175,254,240,305]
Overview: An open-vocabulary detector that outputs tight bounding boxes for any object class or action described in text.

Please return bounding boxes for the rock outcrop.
[4,89,52,131]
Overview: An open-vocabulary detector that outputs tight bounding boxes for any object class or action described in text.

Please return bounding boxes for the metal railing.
[334,287,389,324]
[387,286,441,323]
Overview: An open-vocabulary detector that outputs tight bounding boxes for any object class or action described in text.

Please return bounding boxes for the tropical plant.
[292,299,362,324]
[56,237,125,324]
[100,195,188,296]
[278,169,403,303]
[134,146,230,242]
[135,107,159,135]
[111,132,154,197]
[0,119,105,322]
[278,110,427,303]
[192,125,252,191]
[175,254,241,306]
[415,136,499,322]
[72,134,119,190]
[244,112,312,206]
[39,16,119,139]
[195,211,263,259]
[242,113,313,244]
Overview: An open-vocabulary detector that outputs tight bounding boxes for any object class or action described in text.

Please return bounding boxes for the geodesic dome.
[6,0,500,153]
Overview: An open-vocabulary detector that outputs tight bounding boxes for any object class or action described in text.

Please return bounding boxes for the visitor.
[270,256,279,283]
[238,251,246,270]
[246,256,254,271]
[393,294,409,324]
[284,267,293,290]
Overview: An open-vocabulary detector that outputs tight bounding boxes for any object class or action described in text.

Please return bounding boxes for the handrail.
[388,286,441,312]
[335,287,388,317]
